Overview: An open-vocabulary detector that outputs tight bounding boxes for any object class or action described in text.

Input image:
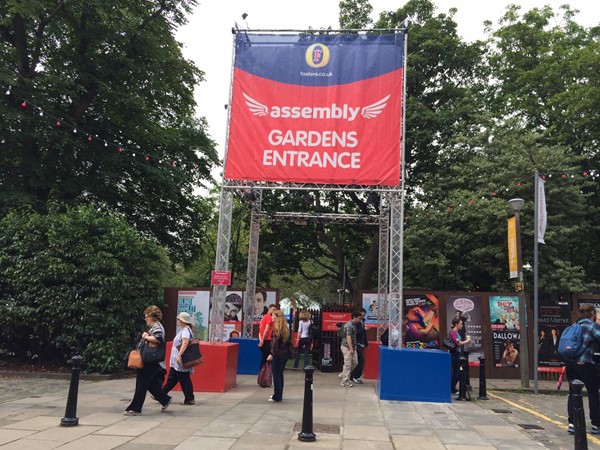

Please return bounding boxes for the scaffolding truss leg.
[243,191,262,339]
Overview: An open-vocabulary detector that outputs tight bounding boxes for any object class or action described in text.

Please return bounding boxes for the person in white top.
[294,311,312,368]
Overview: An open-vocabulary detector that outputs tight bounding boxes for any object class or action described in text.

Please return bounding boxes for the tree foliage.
[0,0,219,263]
[0,204,171,373]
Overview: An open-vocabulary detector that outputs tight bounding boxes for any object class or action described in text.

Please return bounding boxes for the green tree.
[0,203,171,373]
[0,0,219,263]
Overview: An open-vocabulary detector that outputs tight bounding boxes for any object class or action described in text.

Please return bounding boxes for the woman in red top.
[258,304,277,368]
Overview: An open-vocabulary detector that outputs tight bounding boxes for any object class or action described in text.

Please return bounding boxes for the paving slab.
[0,372,567,450]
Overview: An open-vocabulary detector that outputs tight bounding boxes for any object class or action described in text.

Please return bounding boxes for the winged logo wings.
[243,93,268,116]
[361,95,391,119]
[242,92,391,119]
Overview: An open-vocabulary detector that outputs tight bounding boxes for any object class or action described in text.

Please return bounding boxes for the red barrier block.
[165,341,238,392]
[363,341,381,380]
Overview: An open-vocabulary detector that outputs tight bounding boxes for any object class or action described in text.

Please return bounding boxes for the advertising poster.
[489,296,520,367]
[177,290,209,341]
[251,290,278,324]
[404,294,440,349]
[223,323,239,341]
[224,291,244,323]
[538,300,570,367]
[445,295,483,365]
[362,292,380,328]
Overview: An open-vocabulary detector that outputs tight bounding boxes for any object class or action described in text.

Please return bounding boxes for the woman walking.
[124,305,172,415]
[163,312,197,405]
[294,311,312,368]
[267,309,292,402]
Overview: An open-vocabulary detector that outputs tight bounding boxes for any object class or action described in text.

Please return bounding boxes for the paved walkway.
[0,371,559,449]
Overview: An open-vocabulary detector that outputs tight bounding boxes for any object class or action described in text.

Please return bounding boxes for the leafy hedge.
[0,204,168,373]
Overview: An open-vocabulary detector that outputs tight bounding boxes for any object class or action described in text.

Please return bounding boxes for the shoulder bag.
[178,328,204,369]
[140,339,166,364]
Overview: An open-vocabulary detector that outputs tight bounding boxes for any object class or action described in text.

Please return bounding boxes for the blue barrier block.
[378,346,451,403]
[229,338,261,375]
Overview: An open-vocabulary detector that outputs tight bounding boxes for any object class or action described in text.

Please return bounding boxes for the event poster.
[445,295,483,364]
[363,292,380,328]
[538,300,570,367]
[250,290,278,324]
[404,294,440,349]
[489,296,521,367]
[224,291,244,323]
[177,290,210,341]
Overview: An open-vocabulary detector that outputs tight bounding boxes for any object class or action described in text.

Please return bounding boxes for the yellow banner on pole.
[507,216,518,279]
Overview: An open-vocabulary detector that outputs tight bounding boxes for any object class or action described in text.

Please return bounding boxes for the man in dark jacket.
[351,308,368,384]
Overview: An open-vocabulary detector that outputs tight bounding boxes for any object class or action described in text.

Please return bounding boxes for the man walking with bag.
[351,308,368,384]
[339,311,362,387]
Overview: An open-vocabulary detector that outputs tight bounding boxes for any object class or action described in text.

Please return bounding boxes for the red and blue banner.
[225,33,405,186]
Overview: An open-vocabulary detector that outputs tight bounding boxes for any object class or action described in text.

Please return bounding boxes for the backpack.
[337,322,346,340]
[307,321,318,340]
[557,321,585,360]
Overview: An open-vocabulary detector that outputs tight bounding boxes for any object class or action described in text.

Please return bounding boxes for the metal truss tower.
[377,192,390,342]
[242,190,262,338]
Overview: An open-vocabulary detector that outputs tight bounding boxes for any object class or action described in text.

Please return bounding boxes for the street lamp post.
[508,198,529,388]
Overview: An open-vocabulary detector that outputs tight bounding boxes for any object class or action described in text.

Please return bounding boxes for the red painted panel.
[165,341,239,393]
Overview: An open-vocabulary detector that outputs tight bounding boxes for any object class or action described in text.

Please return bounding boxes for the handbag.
[257,361,272,388]
[127,350,144,369]
[442,336,457,351]
[140,339,166,364]
[181,340,203,369]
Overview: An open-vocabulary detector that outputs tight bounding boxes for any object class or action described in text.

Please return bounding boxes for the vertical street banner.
[489,296,521,367]
[507,217,518,279]
[445,295,483,365]
[404,294,440,349]
[225,32,405,186]
[538,300,569,367]
[537,176,547,244]
[177,290,210,341]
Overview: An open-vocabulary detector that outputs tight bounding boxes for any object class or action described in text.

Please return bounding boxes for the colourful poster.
[177,290,209,341]
[225,33,404,186]
[538,301,570,367]
[362,292,379,327]
[445,295,483,365]
[404,294,440,349]
[489,296,520,367]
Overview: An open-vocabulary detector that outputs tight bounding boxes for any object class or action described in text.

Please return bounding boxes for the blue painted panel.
[378,347,451,403]
[229,338,261,375]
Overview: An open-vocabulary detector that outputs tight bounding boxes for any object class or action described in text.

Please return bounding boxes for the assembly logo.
[305,43,330,68]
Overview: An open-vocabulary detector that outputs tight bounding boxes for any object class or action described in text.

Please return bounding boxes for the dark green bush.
[0,204,168,373]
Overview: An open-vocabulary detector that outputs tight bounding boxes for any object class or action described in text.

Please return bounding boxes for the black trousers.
[163,367,195,403]
[351,345,366,379]
[125,363,171,412]
[450,350,460,393]
[567,362,600,426]
[260,340,272,369]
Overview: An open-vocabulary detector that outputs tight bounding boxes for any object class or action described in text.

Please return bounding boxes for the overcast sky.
[176,1,600,177]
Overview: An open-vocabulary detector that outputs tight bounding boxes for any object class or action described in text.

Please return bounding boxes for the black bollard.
[571,379,588,450]
[477,355,488,400]
[61,355,83,427]
[298,365,316,442]
[456,355,468,401]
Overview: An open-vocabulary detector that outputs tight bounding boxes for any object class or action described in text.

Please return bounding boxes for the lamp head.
[508,198,525,212]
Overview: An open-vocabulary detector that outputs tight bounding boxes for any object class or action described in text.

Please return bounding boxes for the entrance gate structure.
[209,29,408,357]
